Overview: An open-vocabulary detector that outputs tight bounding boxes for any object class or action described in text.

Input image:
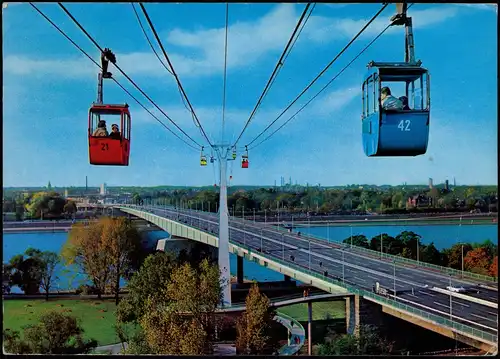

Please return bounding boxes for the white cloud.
[308,85,360,117]
[154,4,461,76]
[304,6,460,42]
[2,52,182,80]
[4,4,459,80]
[453,4,497,13]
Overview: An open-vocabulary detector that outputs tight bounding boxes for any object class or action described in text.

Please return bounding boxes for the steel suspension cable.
[245,3,389,147]
[138,3,214,148]
[263,3,316,99]
[130,3,173,75]
[130,3,196,127]
[232,3,313,147]
[249,3,415,150]
[57,2,204,148]
[29,2,199,151]
[221,3,229,145]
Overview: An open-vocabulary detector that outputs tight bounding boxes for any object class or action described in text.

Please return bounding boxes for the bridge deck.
[118,205,498,348]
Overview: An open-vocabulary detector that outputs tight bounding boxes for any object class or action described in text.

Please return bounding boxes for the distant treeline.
[129,185,498,214]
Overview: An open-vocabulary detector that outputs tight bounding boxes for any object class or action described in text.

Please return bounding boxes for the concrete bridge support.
[237,256,244,285]
[345,295,360,337]
[307,301,313,355]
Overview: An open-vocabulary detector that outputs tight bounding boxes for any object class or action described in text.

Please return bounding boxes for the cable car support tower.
[209,144,235,307]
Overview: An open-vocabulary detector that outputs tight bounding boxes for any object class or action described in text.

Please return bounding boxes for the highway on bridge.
[125,205,498,336]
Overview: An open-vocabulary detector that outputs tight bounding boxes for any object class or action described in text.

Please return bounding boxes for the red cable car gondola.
[88,104,131,166]
[241,146,249,168]
[88,48,131,166]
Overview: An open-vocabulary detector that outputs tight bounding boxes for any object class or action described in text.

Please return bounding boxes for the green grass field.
[4,298,345,347]
[3,299,136,346]
[278,300,345,321]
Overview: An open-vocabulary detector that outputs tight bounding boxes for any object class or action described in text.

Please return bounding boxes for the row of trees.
[132,185,498,214]
[3,191,78,220]
[343,231,498,277]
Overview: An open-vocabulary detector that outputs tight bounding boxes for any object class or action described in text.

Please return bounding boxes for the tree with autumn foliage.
[464,247,493,275]
[489,256,497,278]
[62,217,142,300]
[117,251,177,324]
[140,301,207,355]
[441,243,473,269]
[138,259,223,355]
[235,284,280,355]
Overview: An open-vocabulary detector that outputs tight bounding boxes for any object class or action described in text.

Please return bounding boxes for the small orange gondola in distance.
[241,146,249,168]
[88,48,132,166]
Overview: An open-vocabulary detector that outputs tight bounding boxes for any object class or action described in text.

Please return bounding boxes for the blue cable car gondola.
[361,3,430,157]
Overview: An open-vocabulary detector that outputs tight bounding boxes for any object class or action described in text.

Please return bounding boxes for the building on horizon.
[428,178,433,189]
[100,183,107,196]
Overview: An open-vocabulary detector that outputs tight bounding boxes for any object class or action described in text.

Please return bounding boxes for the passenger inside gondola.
[399,96,410,110]
[92,120,108,137]
[380,86,403,110]
[109,123,121,140]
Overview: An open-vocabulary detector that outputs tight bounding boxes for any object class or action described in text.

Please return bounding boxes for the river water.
[3,223,497,293]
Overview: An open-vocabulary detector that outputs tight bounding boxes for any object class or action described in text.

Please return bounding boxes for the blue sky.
[3,3,497,187]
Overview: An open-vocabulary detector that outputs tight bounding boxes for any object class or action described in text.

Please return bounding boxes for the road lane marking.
[353,277,367,283]
[418,291,436,297]
[471,313,497,323]
[398,273,414,279]
[452,301,470,308]
[433,301,450,309]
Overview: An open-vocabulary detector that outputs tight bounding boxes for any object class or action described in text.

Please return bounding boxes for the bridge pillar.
[307,301,313,355]
[345,295,360,337]
[237,256,244,285]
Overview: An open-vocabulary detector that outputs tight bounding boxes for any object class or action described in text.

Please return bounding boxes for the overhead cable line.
[56,2,204,148]
[248,3,415,150]
[221,3,229,145]
[261,3,316,99]
[245,3,389,147]
[130,3,173,75]
[29,2,199,151]
[130,2,196,128]
[138,3,214,148]
[232,3,314,147]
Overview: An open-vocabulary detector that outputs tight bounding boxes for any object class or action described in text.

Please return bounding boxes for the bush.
[75,284,100,295]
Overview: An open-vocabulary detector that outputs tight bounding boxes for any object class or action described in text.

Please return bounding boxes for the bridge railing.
[263,219,498,284]
[119,205,497,284]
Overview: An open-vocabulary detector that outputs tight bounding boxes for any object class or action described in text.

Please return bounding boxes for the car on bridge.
[446,285,466,293]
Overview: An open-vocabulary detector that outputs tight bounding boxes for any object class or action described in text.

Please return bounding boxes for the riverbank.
[291,217,496,227]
